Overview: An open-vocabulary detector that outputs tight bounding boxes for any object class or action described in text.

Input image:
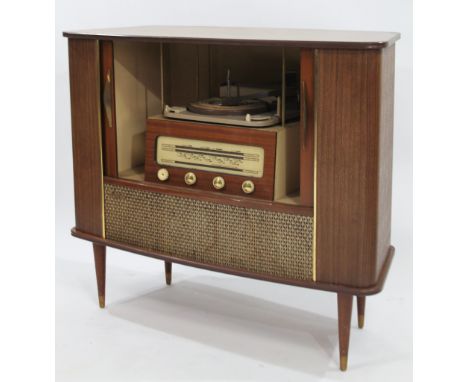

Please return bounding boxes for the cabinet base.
[73,227,394,296]
[77,228,394,371]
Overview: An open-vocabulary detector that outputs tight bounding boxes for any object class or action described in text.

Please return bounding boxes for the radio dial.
[184,172,197,186]
[157,168,169,181]
[241,180,255,194]
[212,176,225,190]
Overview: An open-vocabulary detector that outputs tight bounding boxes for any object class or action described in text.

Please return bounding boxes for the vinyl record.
[187,97,269,116]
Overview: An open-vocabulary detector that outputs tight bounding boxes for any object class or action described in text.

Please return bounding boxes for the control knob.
[241,180,255,194]
[212,176,225,190]
[157,168,169,181]
[184,172,197,186]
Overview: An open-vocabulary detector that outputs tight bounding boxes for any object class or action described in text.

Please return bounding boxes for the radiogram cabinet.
[64,26,400,371]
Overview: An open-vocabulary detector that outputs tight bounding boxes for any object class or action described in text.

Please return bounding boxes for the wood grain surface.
[315,48,395,287]
[63,26,400,50]
[299,48,315,207]
[356,295,366,329]
[93,243,106,308]
[68,39,104,237]
[99,40,118,177]
[337,293,353,371]
[376,45,395,275]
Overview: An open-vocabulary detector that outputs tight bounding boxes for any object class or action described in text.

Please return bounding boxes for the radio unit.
[144,117,299,201]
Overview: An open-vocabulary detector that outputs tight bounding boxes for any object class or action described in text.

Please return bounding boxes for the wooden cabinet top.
[63,25,400,49]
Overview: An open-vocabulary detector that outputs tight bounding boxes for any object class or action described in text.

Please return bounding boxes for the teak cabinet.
[64,26,400,371]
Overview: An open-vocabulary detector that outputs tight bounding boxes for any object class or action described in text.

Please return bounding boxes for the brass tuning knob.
[157,168,169,181]
[241,180,255,194]
[184,172,197,186]
[212,176,225,190]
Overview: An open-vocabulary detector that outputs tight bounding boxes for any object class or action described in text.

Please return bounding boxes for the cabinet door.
[299,49,315,207]
[100,40,118,177]
[68,38,104,237]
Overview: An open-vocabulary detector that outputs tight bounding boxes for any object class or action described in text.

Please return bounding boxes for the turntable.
[163,99,281,128]
[163,70,299,127]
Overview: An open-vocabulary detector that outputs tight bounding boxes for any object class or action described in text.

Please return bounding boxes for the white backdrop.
[55,1,412,381]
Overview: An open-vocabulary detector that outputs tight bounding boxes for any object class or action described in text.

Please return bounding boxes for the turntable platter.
[187,97,269,116]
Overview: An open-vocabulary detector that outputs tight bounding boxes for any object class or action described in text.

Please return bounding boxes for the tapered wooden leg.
[93,243,106,308]
[337,293,353,371]
[357,296,366,329]
[165,261,172,285]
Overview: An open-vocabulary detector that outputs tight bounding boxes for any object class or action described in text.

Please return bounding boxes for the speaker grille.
[104,183,314,280]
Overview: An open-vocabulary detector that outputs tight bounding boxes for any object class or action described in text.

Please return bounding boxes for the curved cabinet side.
[314,46,395,287]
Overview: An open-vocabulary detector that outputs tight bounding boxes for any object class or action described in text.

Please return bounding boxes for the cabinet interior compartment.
[112,41,306,206]
[113,41,162,179]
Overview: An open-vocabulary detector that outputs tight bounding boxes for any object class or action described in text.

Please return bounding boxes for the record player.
[163,70,299,128]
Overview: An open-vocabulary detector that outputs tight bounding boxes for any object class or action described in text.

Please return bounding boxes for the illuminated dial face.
[156,136,264,178]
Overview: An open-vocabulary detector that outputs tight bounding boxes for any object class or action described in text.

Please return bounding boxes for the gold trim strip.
[312,49,319,282]
[96,40,106,239]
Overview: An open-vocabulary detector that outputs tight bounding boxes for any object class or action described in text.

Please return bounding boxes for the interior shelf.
[118,166,145,181]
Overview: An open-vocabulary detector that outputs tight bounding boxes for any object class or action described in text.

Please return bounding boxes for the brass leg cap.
[358,314,365,329]
[340,356,348,371]
[98,295,105,309]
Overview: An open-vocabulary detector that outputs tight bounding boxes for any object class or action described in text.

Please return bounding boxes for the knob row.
[156,168,255,194]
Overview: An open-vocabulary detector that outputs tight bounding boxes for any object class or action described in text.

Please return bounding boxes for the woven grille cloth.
[104,183,314,280]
